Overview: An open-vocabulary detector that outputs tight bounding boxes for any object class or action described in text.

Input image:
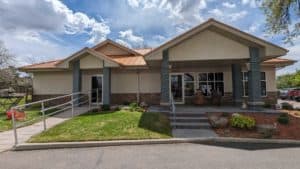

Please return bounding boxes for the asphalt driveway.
[1,143,300,169]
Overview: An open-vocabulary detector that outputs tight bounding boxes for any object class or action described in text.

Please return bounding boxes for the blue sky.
[0,0,299,75]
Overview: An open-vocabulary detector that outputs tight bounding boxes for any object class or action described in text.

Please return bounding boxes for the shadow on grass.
[196,141,300,151]
[138,112,172,137]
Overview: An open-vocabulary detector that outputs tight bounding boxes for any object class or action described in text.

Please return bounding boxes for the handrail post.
[88,90,91,110]
[96,88,99,106]
[11,109,18,146]
[71,94,74,117]
[41,102,46,131]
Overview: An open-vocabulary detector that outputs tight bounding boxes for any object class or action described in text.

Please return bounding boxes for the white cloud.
[126,0,206,26]
[222,2,236,8]
[277,41,300,75]
[241,0,257,8]
[248,23,260,33]
[208,8,223,17]
[0,0,110,44]
[119,29,144,46]
[115,39,132,48]
[0,0,111,66]
[228,11,248,21]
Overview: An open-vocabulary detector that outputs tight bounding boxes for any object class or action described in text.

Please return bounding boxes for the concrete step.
[171,122,211,129]
[169,117,209,123]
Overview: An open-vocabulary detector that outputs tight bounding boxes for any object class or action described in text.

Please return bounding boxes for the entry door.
[91,75,103,103]
[170,73,184,104]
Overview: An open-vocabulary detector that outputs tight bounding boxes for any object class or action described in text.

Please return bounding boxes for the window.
[198,72,224,96]
[242,72,267,96]
[184,73,195,96]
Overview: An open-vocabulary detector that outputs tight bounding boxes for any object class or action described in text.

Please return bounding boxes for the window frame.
[197,72,224,96]
[242,71,267,97]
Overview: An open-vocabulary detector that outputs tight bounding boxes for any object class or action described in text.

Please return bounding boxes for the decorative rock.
[110,105,120,111]
[232,113,240,117]
[257,124,276,138]
[209,116,229,128]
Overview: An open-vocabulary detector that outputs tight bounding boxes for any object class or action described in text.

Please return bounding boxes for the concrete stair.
[169,112,211,129]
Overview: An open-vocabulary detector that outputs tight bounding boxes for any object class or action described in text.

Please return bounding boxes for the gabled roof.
[55,47,120,68]
[145,18,288,59]
[92,39,141,56]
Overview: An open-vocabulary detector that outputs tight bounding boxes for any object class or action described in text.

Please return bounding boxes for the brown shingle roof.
[19,60,62,70]
[111,56,146,66]
[133,48,153,55]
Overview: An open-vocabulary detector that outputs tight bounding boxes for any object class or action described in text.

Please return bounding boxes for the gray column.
[160,49,170,105]
[248,47,263,110]
[231,64,243,106]
[72,60,81,105]
[103,67,111,105]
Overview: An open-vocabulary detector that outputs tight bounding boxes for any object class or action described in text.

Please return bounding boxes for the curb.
[13,137,300,151]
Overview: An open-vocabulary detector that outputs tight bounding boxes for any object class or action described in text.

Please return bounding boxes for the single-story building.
[20,19,296,109]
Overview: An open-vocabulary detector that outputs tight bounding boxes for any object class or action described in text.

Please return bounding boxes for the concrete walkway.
[0,106,93,152]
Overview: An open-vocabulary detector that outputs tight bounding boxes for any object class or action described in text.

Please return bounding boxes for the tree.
[0,41,14,68]
[260,0,300,43]
[277,70,300,88]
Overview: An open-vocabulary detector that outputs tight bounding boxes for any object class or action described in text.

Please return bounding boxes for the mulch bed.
[209,112,300,140]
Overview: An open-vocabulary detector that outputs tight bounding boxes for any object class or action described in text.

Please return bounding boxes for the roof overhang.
[145,18,288,60]
[56,48,120,68]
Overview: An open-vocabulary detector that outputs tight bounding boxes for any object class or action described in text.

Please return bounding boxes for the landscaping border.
[13,137,300,151]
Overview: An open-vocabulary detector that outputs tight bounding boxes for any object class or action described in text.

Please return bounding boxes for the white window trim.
[242,71,267,97]
[197,72,224,96]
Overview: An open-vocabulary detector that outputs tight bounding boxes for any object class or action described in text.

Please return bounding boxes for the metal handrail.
[10,88,100,146]
[170,92,176,129]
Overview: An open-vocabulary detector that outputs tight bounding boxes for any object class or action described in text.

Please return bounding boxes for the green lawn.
[0,96,58,132]
[0,108,42,132]
[28,110,172,142]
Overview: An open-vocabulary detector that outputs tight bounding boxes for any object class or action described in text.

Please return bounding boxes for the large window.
[184,73,195,96]
[198,72,224,96]
[242,72,267,96]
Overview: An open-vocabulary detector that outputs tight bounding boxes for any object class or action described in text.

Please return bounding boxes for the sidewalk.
[0,106,93,152]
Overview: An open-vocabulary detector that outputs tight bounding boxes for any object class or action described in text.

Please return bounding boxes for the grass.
[28,110,172,142]
[0,96,58,132]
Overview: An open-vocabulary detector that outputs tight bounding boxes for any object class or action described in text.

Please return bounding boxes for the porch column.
[248,47,263,110]
[160,49,170,105]
[72,60,81,105]
[231,64,243,106]
[103,67,111,105]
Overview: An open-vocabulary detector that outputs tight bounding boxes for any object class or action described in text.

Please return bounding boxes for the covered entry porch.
[160,47,268,110]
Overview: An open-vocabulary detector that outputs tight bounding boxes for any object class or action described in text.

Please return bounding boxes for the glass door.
[170,73,184,104]
[91,75,103,104]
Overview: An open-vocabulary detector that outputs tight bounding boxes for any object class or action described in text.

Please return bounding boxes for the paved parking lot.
[278,99,300,109]
[1,143,300,169]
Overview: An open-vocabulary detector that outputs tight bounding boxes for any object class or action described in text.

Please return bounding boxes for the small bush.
[277,114,289,125]
[230,114,256,129]
[281,102,293,110]
[101,104,110,111]
[129,102,144,112]
[263,103,272,108]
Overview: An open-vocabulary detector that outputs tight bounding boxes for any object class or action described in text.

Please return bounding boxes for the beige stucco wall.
[146,30,249,61]
[169,30,249,61]
[80,54,103,69]
[111,71,161,93]
[33,71,72,95]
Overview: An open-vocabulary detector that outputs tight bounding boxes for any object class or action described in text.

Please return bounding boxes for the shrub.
[101,104,110,111]
[230,114,256,129]
[281,102,293,110]
[263,103,272,108]
[129,102,144,112]
[277,114,289,125]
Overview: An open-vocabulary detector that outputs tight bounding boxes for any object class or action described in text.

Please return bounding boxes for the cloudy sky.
[0,0,299,75]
